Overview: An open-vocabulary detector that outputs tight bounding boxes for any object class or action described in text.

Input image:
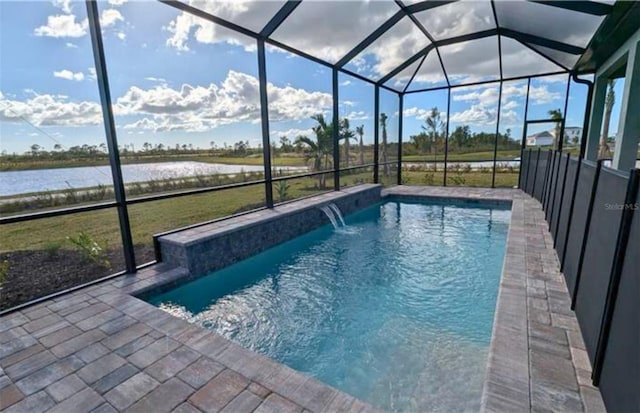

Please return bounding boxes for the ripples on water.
[0,161,305,196]
[150,201,510,412]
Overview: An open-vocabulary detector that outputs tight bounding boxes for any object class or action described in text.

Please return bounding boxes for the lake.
[0,161,306,197]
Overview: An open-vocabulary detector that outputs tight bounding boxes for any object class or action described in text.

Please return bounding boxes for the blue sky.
[0,0,623,155]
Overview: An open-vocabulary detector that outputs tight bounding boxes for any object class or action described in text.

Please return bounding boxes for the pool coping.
[0,185,605,412]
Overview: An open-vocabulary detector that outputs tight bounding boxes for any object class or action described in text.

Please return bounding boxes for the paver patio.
[0,186,605,412]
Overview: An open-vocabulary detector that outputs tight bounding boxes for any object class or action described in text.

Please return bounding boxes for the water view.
[0,161,306,196]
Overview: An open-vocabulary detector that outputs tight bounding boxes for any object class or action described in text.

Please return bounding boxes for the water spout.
[320,205,340,229]
[328,203,346,227]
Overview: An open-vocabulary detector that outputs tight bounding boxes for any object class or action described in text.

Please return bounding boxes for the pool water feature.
[147,200,510,412]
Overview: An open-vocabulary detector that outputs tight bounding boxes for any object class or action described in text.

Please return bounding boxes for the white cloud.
[65,42,78,48]
[52,0,72,14]
[87,67,97,81]
[0,91,102,127]
[116,70,332,132]
[270,128,313,139]
[403,106,448,122]
[450,104,497,125]
[166,9,255,53]
[101,9,124,28]
[116,32,126,41]
[447,83,561,126]
[108,0,128,5]
[144,77,167,83]
[53,69,85,81]
[403,107,432,121]
[344,111,369,121]
[340,80,352,87]
[501,100,519,110]
[34,14,88,38]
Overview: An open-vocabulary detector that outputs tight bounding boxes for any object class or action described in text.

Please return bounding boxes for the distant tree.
[30,144,41,157]
[380,113,390,176]
[423,107,444,171]
[279,136,292,153]
[599,79,616,159]
[548,108,563,149]
[356,125,365,165]
[296,114,333,189]
[339,118,355,168]
[53,143,62,151]
[450,125,471,150]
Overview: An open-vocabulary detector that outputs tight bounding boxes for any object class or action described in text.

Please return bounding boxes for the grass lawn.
[0,154,309,171]
[402,150,521,162]
[402,170,519,188]
[2,168,518,253]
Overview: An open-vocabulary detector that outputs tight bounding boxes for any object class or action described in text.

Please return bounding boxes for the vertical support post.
[398,93,403,185]
[612,42,640,171]
[524,148,532,193]
[257,39,274,208]
[332,68,340,191]
[553,153,571,245]
[557,75,571,153]
[374,85,380,184]
[444,88,451,186]
[571,159,603,309]
[545,150,557,216]
[532,148,541,196]
[584,76,607,161]
[518,79,531,189]
[548,150,561,222]
[540,149,552,204]
[561,157,582,271]
[86,0,136,273]
[572,73,594,159]
[543,150,554,208]
[592,168,640,385]
[492,81,503,188]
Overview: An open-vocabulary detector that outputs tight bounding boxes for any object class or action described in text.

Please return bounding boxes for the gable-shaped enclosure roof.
[165,0,617,93]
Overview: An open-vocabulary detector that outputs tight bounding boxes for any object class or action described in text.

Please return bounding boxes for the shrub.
[451,175,466,186]
[67,231,110,267]
[423,173,435,185]
[45,241,62,258]
[275,180,290,202]
[0,260,8,287]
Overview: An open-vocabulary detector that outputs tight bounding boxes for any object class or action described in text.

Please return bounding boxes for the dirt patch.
[0,246,155,311]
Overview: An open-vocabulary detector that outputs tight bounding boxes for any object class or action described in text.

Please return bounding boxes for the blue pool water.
[148,201,510,412]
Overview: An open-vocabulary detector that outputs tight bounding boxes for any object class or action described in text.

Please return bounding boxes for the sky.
[0,0,624,155]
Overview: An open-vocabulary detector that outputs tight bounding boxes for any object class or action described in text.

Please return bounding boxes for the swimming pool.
[147,200,510,412]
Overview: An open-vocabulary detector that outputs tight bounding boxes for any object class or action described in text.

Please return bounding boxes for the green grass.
[1,177,334,252]
[402,170,519,188]
[402,150,521,162]
[0,154,308,171]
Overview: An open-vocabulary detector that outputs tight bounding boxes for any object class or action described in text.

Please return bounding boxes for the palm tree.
[423,107,443,171]
[548,109,563,149]
[599,79,616,159]
[380,113,390,177]
[339,118,355,168]
[356,125,365,165]
[295,114,333,188]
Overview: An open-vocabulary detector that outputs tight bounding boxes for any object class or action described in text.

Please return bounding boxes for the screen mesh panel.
[574,168,628,363]
[562,161,597,294]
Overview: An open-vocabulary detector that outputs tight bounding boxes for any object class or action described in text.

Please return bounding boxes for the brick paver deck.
[0,186,606,412]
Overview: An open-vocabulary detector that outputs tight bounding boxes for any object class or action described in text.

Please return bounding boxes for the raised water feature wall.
[156,184,381,276]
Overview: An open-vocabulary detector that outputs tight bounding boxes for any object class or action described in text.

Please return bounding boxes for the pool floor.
[148,201,510,412]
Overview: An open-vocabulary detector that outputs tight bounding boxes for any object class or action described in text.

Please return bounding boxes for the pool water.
[148,201,511,412]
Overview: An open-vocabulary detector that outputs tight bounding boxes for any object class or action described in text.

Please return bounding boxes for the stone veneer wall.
[156,184,381,277]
